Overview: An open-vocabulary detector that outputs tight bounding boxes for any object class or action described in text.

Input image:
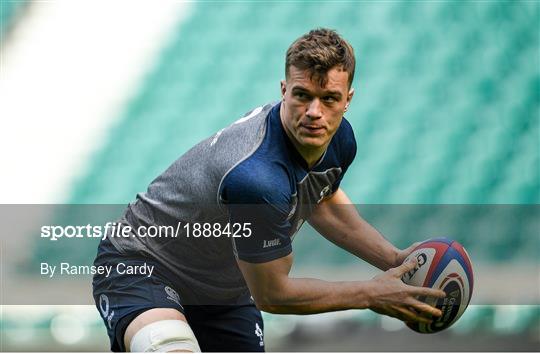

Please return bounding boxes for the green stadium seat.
[36,0,538,271]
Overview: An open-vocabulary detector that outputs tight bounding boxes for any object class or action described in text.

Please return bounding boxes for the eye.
[322,96,337,103]
[294,92,309,100]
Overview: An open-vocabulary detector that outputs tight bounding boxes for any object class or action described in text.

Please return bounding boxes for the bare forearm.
[259,277,372,314]
[238,255,445,323]
[309,190,398,270]
[264,261,447,323]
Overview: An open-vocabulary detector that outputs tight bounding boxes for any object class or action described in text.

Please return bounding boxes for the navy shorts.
[92,237,265,352]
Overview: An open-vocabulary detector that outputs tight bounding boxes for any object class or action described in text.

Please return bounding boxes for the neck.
[279,105,327,169]
[289,137,326,169]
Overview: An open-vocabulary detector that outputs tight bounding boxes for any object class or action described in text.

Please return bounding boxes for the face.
[280,65,354,163]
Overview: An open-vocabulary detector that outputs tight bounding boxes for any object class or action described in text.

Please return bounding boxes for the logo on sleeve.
[317,185,331,203]
[263,238,281,248]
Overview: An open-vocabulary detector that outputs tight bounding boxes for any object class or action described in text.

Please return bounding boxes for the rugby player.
[93,28,445,352]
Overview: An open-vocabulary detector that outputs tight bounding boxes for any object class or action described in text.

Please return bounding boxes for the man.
[93,28,445,352]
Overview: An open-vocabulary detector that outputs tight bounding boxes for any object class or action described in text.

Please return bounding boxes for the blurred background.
[0,0,538,351]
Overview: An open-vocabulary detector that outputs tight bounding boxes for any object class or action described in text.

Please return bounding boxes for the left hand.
[394,242,421,267]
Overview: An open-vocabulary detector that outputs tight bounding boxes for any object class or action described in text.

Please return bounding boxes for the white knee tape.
[130,320,201,352]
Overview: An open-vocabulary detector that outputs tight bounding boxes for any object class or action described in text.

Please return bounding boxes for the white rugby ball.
[401,237,474,333]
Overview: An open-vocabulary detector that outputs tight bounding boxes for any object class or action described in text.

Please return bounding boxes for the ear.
[280,80,287,99]
[345,87,355,110]
[347,87,355,105]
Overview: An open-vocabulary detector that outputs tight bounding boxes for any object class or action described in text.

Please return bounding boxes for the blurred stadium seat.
[0,0,27,41]
[2,0,538,351]
[62,1,540,345]
[64,0,538,261]
[68,2,538,204]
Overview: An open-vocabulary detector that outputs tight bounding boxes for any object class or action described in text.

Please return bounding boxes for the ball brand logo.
[402,252,427,281]
[435,274,463,329]
[448,289,460,298]
[403,239,473,334]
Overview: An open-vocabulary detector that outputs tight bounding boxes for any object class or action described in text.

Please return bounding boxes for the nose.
[306,98,323,120]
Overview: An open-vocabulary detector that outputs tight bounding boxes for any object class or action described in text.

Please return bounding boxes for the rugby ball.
[401,237,474,333]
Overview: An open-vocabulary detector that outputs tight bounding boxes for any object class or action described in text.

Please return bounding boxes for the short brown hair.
[285,28,355,88]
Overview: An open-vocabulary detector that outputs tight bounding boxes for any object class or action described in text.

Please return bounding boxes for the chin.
[298,136,328,148]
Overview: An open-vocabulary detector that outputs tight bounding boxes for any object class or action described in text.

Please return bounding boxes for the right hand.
[366,258,446,324]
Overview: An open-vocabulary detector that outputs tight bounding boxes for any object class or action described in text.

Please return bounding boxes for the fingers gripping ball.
[401,237,474,333]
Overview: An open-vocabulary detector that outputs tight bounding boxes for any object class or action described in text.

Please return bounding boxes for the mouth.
[299,124,326,135]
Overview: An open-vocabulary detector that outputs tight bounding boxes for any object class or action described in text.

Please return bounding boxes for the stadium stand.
[8,1,538,350]
[64,0,538,260]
